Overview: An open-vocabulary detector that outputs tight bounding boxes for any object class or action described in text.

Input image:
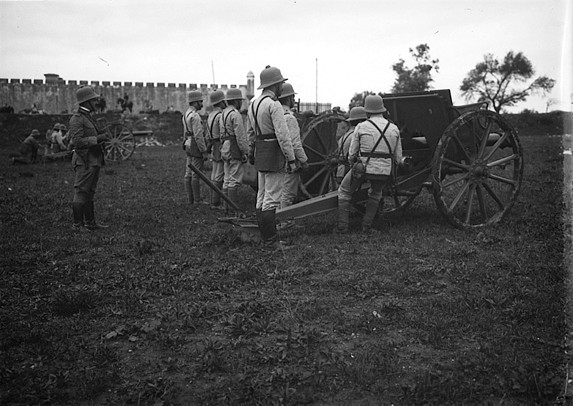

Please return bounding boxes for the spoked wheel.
[432,110,523,229]
[381,184,423,215]
[104,123,135,161]
[299,111,348,198]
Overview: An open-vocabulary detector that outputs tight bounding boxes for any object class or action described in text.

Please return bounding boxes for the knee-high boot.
[72,202,85,230]
[191,178,202,204]
[337,198,351,233]
[85,201,109,230]
[261,209,277,248]
[211,181,223,208]
[221,188,228,214]
[227,187,239,217]
[362,197,381,233]
[184,178,194,204]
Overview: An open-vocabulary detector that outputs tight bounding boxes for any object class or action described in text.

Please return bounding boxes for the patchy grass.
[0,135,566,405]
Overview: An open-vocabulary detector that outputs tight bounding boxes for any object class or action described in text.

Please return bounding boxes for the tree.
[391,44,439,93]
[348,90,375,110]
[460,51,555,113]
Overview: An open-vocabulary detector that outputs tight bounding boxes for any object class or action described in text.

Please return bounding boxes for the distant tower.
[246,71,255,100]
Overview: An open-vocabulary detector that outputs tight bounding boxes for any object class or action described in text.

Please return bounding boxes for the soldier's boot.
[221,188,229,214]
[261,209,291,251]
[227,187,239,217]
[84,201,109,230]
[191,178,204,204]
[361,197,381,234]
[184,178,194,204]
[336,198,351,234]
[72,202,86,231]
[210,181,223,210]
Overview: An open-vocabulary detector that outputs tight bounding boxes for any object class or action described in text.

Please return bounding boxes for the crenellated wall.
[0,72,256,115]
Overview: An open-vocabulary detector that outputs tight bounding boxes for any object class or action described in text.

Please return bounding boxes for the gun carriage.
[205,89,524,231]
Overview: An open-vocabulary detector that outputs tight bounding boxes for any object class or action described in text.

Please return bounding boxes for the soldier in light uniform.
[182,90,209,205]
[247,66,296,249]
[206,90,225,210]
[278,83,308,208]
[336,106,367,185]
[220,88,249,214]
[337,95,402,233]
[69,86,110,230]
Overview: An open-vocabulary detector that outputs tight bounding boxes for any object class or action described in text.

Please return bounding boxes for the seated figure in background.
[10,129,43,164]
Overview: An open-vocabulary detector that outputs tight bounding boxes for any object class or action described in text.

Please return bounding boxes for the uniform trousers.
[256,171,285,211]
[73,163,100,203]
[280,171,299,208]
[223,159,244,190]
[211,159,224,183]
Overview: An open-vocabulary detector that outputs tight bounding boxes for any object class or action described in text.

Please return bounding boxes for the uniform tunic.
[183,106,207,180]
[220,105,248,189]
[246,90,295,211]
[207,108,224,183]
[69,107,105,199]
[280,104,308,207]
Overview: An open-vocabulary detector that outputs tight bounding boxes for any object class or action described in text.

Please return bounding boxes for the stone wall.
[0,72,256,115]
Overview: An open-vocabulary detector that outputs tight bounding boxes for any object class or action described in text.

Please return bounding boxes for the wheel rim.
[381,184,423,215]
[104,124,135,161]
[299,112,347,198]
[432,110,523,228]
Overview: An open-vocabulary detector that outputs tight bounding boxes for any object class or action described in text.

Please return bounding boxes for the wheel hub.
[469,160,489,182]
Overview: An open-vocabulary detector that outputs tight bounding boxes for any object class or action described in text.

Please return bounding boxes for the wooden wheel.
[432,110,523,228]
[104,123,135,161]
[299,111,348,198]
[381,182,423,215]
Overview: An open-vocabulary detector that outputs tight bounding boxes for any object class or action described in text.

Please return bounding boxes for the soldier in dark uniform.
[69,86,110,231]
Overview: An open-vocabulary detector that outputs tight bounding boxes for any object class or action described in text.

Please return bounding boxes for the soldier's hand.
[241,154,248,164]
[202,152,209,161]
[300,161,309,172]
[248,151,255,165]
[287,160,297,173]
[348,155,357,165]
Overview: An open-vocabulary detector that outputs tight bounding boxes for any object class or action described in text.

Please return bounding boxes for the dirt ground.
[0,134,568,405]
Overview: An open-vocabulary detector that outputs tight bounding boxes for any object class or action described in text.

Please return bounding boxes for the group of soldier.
[182,66,309,250]
[63,65,402,245]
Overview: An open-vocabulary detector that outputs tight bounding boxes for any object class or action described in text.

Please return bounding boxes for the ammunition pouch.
[221,135,242,161]
[211,139,222,161]
[254,134,285,172]
[185,133,202,158]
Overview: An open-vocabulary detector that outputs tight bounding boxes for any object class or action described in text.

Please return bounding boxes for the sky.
[1,0,572,113]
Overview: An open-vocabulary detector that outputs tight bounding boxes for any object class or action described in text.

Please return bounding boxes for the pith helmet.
[363,95,387,114]
[257,66,287,89]
[346,106,367,122]
[188,90,203,103]
[210,90,225,106]
[76,86,99,104]
[225,88,243,101]
[279,83,296,98]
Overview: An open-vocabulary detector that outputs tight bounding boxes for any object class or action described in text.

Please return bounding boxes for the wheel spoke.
[308,160,327,167]
[477,118,492,158]
[302,166,327,188]
[304,143,327,160]
[487,154,519,168]
[476,184,487,221]
[482,182,505,209]
[452,134,472,162]
[319,171,330,194]
[443,158,471,172]
[487,173,517,186]
[483,131,509,161]
[448,179,470,211]
[311,128,328,153]
[464,183,477,224]
[442,173,468,189]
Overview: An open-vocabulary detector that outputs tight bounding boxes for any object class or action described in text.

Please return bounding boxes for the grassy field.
[0,134,566,405]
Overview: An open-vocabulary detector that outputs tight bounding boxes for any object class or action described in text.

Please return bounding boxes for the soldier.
[11,129,42,164]
[247,66,296,249]
[206,90,225,210]
[182,90,209,205]
[337,95,402,233]
[336,106,367,185]
[220,88,249,214]
[69,86,110,231]
[278,83,308,208]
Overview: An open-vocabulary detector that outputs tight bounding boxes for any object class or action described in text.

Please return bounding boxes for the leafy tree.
[460,51,555,113]
[391,44,440,93]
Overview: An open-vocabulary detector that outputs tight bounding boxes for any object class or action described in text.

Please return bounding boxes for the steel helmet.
[210,90,225,106]
[76,86,99,104]
[53,123,62,131]
[225,88,244,101]
[30,129,40,137]
[187,90,203,103]
[279,83,296,98]
[60,124,67,132]
[346,106,367,122]
[363,95,387,114]
[257,66,287,89]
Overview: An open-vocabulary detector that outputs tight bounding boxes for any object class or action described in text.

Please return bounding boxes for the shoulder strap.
[183,110,193,134]
[222,109,233,138]
[363,120,391,165]
[208,111,222,139]
[250,96,271,136]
